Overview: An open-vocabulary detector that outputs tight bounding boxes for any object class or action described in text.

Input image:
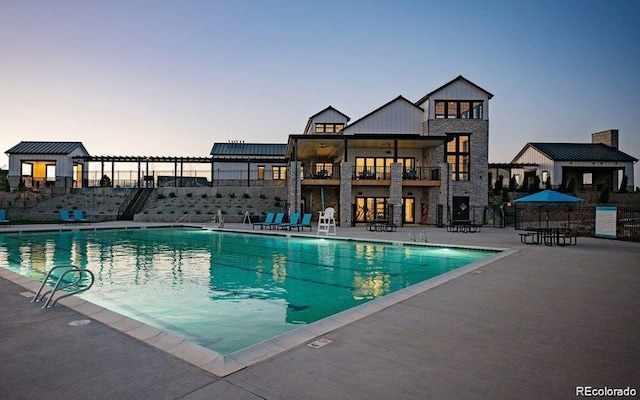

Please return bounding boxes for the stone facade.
[427,119,489,222]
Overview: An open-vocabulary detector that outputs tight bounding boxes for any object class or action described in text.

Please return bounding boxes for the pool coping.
[0,225,516,377]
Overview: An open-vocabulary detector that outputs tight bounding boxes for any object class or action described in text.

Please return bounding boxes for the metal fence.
[513,204,640,241]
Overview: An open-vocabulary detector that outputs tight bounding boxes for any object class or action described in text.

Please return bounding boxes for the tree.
[598,178,611,204]
[99,175,112,187]
[567,177,577,195]
[494,175,503,195]
[509,176,517,191]
[619,175,628,193]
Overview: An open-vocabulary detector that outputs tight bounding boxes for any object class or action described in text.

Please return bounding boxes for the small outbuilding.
[5,141,90,193]
[510,130,637,192]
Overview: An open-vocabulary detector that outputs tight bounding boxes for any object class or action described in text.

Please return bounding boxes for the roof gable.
[5,141,90,156]
[416,75,494,105]
[304,106,350,134]
[342,96,424,135]
[513,143,638,163]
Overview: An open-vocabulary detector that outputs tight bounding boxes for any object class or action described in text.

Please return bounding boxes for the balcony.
[301,164,341,186]
[352,167,441,187]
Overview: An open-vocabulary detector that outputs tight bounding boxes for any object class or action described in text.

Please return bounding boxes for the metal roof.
[6,141,89,155]
[522,143,638,162]
[210,143,287,157]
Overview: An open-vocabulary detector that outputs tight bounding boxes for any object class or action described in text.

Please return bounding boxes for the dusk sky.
[2,1,639,181]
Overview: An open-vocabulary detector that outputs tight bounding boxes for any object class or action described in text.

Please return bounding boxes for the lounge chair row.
[252,212,313,231]
[59,209,91,225]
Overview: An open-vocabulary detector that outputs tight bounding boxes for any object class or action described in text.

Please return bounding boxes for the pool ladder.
[32,266,95,309]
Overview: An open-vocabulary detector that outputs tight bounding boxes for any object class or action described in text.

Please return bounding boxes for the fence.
[514,204,640,241]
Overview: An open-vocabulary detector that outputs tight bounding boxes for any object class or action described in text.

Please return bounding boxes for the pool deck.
[1,221,639,399]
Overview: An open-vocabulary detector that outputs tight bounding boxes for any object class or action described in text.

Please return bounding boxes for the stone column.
[7,176,21,192]
[339,161,352,227]
[389,163,403,225]
[287,161,301,215]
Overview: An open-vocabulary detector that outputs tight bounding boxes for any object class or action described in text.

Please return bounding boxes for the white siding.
[312,109,348,124]
[418,80,490,121]
[343,99,423,135]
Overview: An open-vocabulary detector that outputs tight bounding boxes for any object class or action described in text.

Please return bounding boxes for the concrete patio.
[1,222,638,399]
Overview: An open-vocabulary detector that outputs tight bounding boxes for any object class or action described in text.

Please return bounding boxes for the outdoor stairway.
[119,188,153,220]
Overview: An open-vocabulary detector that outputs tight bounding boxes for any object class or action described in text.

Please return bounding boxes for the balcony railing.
[303,164,341,180]
[352,167,440,181]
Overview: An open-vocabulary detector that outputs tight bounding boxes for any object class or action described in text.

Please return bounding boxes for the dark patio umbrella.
[513,190,584,227]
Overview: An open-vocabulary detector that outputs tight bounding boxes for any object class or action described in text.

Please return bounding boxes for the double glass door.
[355,197,415,223]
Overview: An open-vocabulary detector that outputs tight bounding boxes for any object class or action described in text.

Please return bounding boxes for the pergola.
[75,155,215,188]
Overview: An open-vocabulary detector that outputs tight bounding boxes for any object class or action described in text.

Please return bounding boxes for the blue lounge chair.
[267,213,284,230]
[279,213,300,230]
[290,213,312,231]
[252,212,275,229]
[59,210,75,225]
[0,209,10,227]
[73,209,90,224]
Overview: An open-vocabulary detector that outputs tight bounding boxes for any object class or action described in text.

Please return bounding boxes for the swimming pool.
[0,228,497,354]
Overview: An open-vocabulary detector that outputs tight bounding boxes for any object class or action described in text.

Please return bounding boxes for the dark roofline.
[304,105,350,133]
[342,96,424,132]
[511,142,639,163]
[415,75,494,105]
[6,141,90,156]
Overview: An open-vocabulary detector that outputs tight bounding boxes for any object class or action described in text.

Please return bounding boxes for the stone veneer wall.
[339,161,352,227]
[427,119,489,222]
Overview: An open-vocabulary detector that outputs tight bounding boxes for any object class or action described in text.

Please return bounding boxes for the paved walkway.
[1,222,639,399]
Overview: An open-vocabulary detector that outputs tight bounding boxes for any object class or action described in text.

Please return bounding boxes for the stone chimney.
[591,129,619,149]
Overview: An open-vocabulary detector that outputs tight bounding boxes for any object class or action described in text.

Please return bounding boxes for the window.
[257,166,265,180]
[272,166,287,180]
[435,101,483,119]
[315,123,344,133]
[446,134,470,181]
[21,163,33,176]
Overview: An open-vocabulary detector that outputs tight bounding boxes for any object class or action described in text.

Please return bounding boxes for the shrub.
[201,193,207,198]
[169,192,176,198]
[259,194,267,199]
[157,194,166,200]
[229,193,235,198]
[215,193,222,198]
[186,193,192,198]
[242,193,250,199]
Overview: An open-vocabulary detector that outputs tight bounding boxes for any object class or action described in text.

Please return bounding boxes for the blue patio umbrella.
[513,190,583,227]
[320,188,325,210]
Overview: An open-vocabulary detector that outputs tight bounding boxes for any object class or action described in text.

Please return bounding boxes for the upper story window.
[446,134,470,181]
[315,123,344,133]
[435,101,483,119]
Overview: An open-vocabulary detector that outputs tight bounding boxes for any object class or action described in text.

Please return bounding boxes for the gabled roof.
[210,142,287,157]
[512,143,638,163]
[304,106,350,133]
[342,95,423,132]
[415,75,494,105]
[307,105,350,122]
[5,141,89,155]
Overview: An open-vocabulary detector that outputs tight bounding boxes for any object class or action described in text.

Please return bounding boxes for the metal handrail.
[32,266,95,309]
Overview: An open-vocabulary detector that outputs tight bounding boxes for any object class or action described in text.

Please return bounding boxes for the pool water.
[0,228,495,354]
